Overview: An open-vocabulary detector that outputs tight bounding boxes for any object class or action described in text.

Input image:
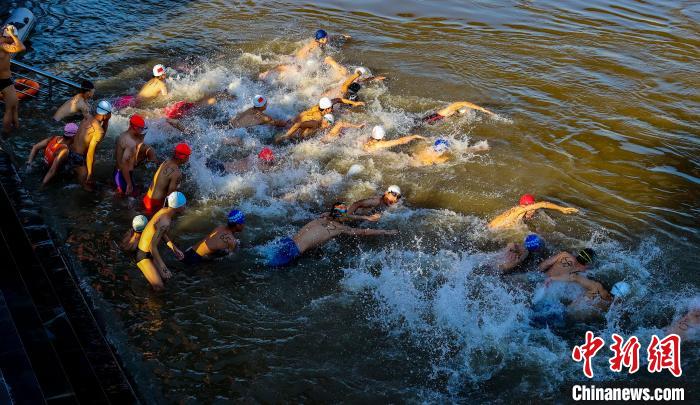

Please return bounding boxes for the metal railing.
[2,60,82,103]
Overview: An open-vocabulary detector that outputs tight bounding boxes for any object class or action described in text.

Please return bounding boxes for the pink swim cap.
[64,123,79,137]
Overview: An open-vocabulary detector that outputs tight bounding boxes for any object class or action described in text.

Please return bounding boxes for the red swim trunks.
[142,194,165,216]
[114,95,138,110]
[163,101,195,119]
[421,112,445,125]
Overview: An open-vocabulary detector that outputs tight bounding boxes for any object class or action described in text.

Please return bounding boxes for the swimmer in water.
[274,97,334,144]
[487,194,579,230]
[268,202,399,267]
[411,138,453,166]
[26,123,79,186]
[228,95,287,129]
[320,120,365,142]
[499,234,544,274]
[362,126,425,152]
[0,24,26,136]
[53,80,95,122]
[665,306,700,340]
[539,248,595,278]
[420,100,495,125]
[163,91,233,132]
[137,64,169,101]
[70,100,112,190]
[136,191,186,290]
[295,29,331,60]
[143,143,191,216]
[181,209,245,266]
[114,114,148,196]
[346,185,403,222]
[120,215,148,252]
[206,147,276,175]
[546,273,631,314]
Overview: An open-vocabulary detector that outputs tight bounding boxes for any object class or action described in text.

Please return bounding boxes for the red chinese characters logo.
[609,333,640,374]
[572,331,606,378]
[647,334,682,377]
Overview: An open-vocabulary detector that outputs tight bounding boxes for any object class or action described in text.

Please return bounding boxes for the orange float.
[0,78,40,101]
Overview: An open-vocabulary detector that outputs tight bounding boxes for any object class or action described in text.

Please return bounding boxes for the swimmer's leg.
[2,85,19,135]
[137,259,165,291]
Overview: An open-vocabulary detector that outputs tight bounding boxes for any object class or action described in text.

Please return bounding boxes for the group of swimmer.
[4,26,698,338]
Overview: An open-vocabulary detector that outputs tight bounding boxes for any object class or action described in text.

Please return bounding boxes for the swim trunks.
[142,194,165,216]
[135,248,153,264]
[267,237,301,267]
[113,95,137,110]
[181,247,204,266]
[421,112,445,125]
[113,168,137,195]
[0,77,13,91]
[67,151,86,169]
[163,101,195,119]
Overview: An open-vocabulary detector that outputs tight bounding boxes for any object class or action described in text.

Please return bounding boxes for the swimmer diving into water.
[488,194,579,230]
[180,209,245,266]
[268,202,398,267]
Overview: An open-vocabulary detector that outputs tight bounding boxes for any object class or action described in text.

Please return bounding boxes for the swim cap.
[227,209,245,225]
[347,163,364,177]
[174,143,192,159]
[130,114,146,130]
[611,281,632,298]
[258,147,275,162]
[253,95,267,108]
[315,29,328,40]
[386,185,401,196]
[96,100,112,115]
[371,125,385,140]
[524,234,543,251]
[63,122,79,137]
[354,67,368,76]
[80,79,94,91]
[323,114,335,124]
[348,82,361,94]
[331,202,347,218]
[576,248,595,265]
[433,138,449,153]
[167,191,186,209]
[519,194,535,206]
[132,215,148,233]
[153,64,166,77]
[319,97,332,110]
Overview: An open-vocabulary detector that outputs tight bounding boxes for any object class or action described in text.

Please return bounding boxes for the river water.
[8,0,700,402]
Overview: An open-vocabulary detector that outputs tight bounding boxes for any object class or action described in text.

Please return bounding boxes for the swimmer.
[295,29,330,60]
[120,215,149,252]
[420,100,495,125]
[346,185,403,222]
[114,114,148,196]
[228,95,287,128]
[410,138,453,166]
[53,80,95,122]
[538,248,595,278]
[362,126,425,152]
[546,273,631,313]
[322,63,385,101]
[268,202,398,267]
[26,123,79,186]
[206,147,276,175]
[164,92,232,132]
[143,143,191,216]
[487,194,579,230]
[665,307,700,340]
[135,191,187,290]
[499,234,544,274]
[180,209,245,266]
[137,64,169,101]
[70,100,112,190]
[0,24,26,136]
[274,97,334,144]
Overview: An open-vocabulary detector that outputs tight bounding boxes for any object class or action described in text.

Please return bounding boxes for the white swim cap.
[323,113,334,124]
[611,281,632,298]
[355,67,368,76]
[253,95,267,108]
[167,191,187,209]
[371,125,385,140]
[132,215,148,233]
[386,185,401,196]
[347,164,364,177]
[319,97,332,110]
[153,64,166,77]
[96,100,112,115]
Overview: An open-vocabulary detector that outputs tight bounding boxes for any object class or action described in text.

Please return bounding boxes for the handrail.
[11,60,82,90]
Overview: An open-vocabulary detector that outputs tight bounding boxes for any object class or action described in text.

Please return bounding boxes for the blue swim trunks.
[181,247,204,266]
[267,237,301,267]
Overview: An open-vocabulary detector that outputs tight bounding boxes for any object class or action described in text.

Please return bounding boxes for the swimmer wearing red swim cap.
[488,194,579,230]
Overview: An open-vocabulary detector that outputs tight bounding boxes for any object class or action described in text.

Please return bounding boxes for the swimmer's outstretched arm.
[531,201,579,215]
[439,101,495,117]
[336,98,365,107]
[340,72,362,93]
[374,135,426,149]
[344,227,398,237]
[321,122,365,142]
[324,56,349,77]
[538,252,565,272]
[27,137,51,164]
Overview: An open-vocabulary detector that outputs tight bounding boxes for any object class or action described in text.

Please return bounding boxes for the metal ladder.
[7,59,83,101]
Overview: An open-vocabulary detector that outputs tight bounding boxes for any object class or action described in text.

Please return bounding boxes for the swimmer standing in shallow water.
[488,194,579,230]
[0,24,26,136]
[143,143,191,216]
[53,80,95,122]
[70,100,112,190]
[268,202,398,267]
[114,114,148,196]
[180,209,245,266]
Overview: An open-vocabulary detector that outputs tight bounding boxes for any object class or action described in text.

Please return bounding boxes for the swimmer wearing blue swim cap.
[499,234,545,274]
[180,208,246,266]
[411,137,452,166]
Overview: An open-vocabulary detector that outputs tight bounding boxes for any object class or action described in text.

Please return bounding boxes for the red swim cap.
[130,114,146,129]
[258,147,274,162]
[519,194,535,206]
[174,143,192,159]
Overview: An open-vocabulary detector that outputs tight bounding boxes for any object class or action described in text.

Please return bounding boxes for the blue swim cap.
[524,234,543,251]
[228,209,245,225]
[433,138,449,152]
[315,29,328,40]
